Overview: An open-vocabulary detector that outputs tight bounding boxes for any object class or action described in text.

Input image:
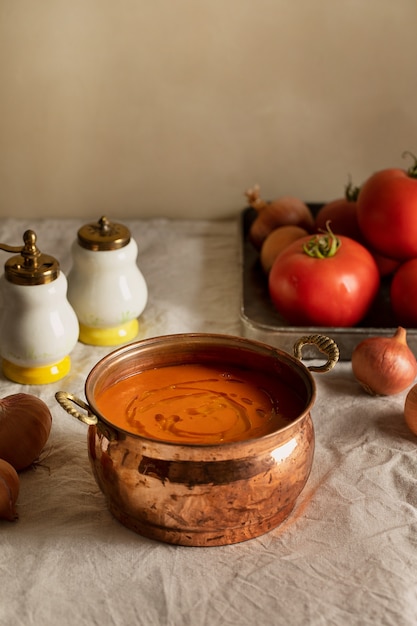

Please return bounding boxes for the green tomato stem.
[303,223,341,259]
[345,179,360,202]
[402,150,417,178]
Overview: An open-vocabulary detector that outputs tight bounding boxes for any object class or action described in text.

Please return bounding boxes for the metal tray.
[239,206,416,360]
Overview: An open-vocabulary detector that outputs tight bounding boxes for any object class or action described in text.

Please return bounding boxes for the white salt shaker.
[67,216,148,346]
[0,229,79,384]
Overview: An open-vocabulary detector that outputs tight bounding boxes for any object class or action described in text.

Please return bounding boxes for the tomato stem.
[345,178,360,202]
[402,150,417,178]
[303,222,341,259]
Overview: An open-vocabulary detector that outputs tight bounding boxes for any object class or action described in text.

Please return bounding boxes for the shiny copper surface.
[87,410,314,546]
[56,333,338,546]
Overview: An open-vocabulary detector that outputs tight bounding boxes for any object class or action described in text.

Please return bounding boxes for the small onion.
[260,225,308,274]
[0,393,52,471]
[0,458,20,521]
[404,384,417,435]
[351,327,417,396]
[245,184,314,249]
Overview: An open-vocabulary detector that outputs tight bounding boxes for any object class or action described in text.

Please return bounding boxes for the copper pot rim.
[82,332,320,448]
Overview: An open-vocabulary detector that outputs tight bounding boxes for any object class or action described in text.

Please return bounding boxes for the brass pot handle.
[55,391,119,441]
[293,334,339,373]
[55,391,98,426]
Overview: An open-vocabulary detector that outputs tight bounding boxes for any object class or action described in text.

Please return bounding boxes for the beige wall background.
[1,1,416,220]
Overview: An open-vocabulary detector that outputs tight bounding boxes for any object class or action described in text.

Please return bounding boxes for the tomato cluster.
[251,153,417,328]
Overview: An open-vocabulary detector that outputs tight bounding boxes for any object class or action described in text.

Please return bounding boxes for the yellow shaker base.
[78,319,139,346]
[2,355,72,385]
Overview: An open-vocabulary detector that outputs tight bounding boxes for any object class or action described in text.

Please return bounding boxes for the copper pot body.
[57,333,338,546]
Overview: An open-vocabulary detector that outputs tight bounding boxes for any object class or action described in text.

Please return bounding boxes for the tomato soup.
[95,362,306,444]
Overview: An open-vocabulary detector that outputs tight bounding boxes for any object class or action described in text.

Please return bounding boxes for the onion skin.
[0,458,19,521]
[260,225,308,274]
[351,327,417,396]
[0,393,52,471]
[245,185,314,249]
[404,384,417,435]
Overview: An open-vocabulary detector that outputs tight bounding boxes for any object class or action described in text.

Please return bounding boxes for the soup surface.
[95,362,306,444]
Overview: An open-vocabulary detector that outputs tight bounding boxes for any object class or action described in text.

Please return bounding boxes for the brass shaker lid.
[0,229,59,285]
[77,216,131,251]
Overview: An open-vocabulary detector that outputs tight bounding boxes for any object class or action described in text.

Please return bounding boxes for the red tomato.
[314,182,362,240]
[314,183,398,277]
[315,198,362,240]
[390,259,417,327]
[357,157,417,260]
[268,232,380,327]
[370,248,400,278]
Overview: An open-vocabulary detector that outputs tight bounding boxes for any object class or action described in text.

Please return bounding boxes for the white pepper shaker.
[67,216,148,346]
[0,229,79,384]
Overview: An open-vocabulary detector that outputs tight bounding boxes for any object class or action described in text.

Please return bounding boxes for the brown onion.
[245,184,314,249]
[0,393,52,471]
[260,225,308,274]
[404,384,417,435]
[0,458,19,521]
[351,327,417,395]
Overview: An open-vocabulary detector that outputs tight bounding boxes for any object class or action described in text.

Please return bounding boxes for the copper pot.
[55,333,338,546]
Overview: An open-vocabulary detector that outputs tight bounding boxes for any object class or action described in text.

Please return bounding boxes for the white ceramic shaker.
[67,216,148,346]
[0,229,79,384]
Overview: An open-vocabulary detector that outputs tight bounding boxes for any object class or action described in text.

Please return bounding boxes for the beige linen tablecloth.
[1,218,417,626]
